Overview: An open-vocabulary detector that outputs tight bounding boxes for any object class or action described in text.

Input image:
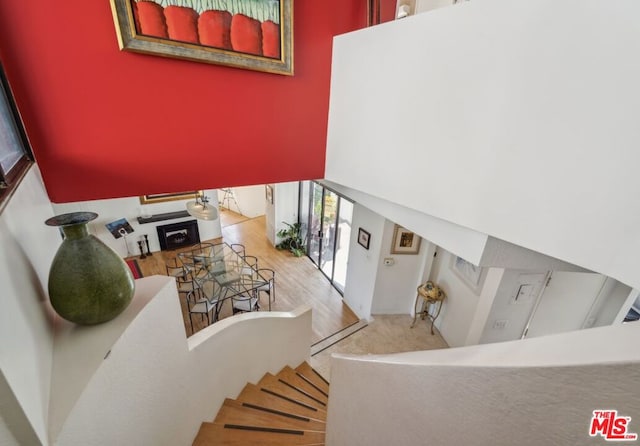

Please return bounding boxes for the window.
[299,180,354,294]
[0,62,33,212]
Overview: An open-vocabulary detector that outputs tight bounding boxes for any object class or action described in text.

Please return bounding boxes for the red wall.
[0,0,397,203]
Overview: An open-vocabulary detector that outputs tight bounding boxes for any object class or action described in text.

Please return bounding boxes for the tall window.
[0,62,33,212]
[299,181,353,294]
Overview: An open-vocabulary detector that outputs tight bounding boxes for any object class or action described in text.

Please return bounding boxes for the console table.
[410,282,446,335]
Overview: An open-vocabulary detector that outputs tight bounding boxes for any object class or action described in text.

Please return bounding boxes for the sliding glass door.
[300,181,353,294]
[333,199,353,293]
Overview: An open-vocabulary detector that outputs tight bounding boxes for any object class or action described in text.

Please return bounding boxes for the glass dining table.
[178,242,269,322]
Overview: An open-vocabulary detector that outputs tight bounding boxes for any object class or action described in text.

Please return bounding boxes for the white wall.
[326,321,640,446]
[343,204,386,320]
[462,267,504,345]
[588,280,632,328]
[526,272,607,338]
[0,166,58,445]
[274,182,299,246]
[479,237,591,271]
[371,220,429,314]
[52,191,222,257]
[429,249,497,347]
[326,0,640,291]
[265,182,299,247]
[265,185,276,245]
[223,185,266,218]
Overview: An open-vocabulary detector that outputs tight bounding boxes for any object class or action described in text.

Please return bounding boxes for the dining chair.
[184,289,218,335]
[230,243,246,258]
[166,258,187,280]
[231,294,260,314]
[175,269,201,302]
[189,243,215,276]
[240,255,259,279]
[255,268,275,310]
[177,250,196,274]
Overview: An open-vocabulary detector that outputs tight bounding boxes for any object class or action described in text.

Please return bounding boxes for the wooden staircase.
[193,362,329,445]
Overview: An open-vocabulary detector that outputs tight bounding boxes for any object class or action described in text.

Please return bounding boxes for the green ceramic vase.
[45,212,135,325]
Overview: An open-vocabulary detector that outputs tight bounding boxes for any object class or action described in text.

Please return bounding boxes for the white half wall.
[326,0,640,290]
[0,166,57,446]
[54,276,312,446]
[326,321,640,446]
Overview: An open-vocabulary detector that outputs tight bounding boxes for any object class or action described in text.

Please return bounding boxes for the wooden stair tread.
[278,366,329,403]
[257,373,327,410]
[193,422,325,446]
[236,383,327,421]
[295,362,330,394]
[193,362,329,445]
[214,399,325,431]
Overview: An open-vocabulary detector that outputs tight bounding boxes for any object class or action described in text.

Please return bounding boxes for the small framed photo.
[265,184,274,204]
[357,227,371,250]
[452,256,484,293]
[391,224,421,254]
[105,218,135,239]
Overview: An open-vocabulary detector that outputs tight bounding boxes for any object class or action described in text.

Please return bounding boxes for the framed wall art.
[139,190,203,204]
[452,255,484,293]
[110,0,293,75]
[357,227,371,250]
[391,224,421,254]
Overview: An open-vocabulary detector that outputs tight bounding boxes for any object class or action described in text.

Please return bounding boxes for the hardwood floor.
[130,211,359,344]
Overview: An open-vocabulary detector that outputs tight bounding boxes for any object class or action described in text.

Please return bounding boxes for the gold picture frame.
[139,190,203,204]
[110,0,293,76]
[391,224,421,255]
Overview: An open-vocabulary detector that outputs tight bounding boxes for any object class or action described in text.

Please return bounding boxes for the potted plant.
[276,222,306,257]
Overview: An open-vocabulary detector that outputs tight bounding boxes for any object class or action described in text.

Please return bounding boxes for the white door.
[525,272,607,338]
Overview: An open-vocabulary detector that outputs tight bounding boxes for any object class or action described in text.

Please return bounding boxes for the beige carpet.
[310,314,449,381]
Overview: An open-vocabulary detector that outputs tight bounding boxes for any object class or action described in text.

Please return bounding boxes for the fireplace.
[157,220,200,251]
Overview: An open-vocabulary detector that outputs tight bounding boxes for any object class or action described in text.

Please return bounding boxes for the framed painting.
[452,256,484,293]
[391,224,421,254]
[139,190,202,204]
[357,227,370,250]
[110,0,293,75]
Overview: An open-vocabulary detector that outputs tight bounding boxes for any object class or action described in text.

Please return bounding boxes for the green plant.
[276,221,306,257]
